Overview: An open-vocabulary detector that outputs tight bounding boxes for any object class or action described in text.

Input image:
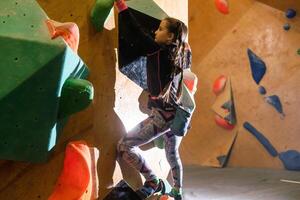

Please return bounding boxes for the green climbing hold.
[297,48,300,55]
[90,0,114,32]
[58,78,94,119]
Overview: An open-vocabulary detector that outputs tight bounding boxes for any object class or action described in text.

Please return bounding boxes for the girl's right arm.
[115,0,160,55]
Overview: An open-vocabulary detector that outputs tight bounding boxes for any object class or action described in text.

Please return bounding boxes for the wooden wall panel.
[258,0,300,12]
[186,1,300,168]
[188,0,255,63]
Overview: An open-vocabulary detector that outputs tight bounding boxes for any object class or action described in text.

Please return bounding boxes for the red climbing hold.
[215,0,229,15]
[215,114,235,130]
[213,75,227,95]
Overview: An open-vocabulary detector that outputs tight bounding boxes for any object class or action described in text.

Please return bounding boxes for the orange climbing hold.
[46,19,80,53]
[215,0,229,15]
[48,141,99,200]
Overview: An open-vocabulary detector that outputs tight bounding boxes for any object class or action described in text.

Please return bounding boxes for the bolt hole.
[4,142,7,145]
[15,2,18,5]
[3,21,6,24]
[37,195,41,199]
[23,13,26,16]
[7,15,10,17]
[15,124,19,128]
[30,25,34,28]
[70,14,73,17]
[14,57,18,61]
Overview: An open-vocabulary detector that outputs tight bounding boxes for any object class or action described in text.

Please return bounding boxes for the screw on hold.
[283,23,290,31]
[258,85,266,95]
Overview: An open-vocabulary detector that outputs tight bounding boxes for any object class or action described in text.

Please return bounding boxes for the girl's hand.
[115,0,128,12]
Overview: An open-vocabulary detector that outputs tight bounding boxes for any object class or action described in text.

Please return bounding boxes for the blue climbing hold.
[247,49,266,85]
[283,23,291,31]
[265,95,284,116]
[279,150,300,171]
[285,9,297,19]
[258,86,267,95]
[243,122,278,157]
[217,155,227,166]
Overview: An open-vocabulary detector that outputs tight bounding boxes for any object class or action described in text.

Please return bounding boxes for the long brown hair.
[164,17,192,73]
[162,17,192,102]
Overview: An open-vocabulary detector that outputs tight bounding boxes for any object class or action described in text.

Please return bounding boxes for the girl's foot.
[136,178,162,198]
[169,187,183,200]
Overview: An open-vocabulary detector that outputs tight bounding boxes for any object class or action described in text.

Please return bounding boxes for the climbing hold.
[264,95,285,117]
[222,100,237,125]
[46,19,80,53]
[283,23,291,31]
[48,141,99,200]
[243,122,278,157]
[213,75,227,95]
[58,78,94,119]
[279,150,300,171]
[215,0,229,15]
[217,155,227,166]
[297,48,300,55]
[90,0,114,32]
[247,48,267,85]
[215,114,235,130]
[285,9,297,19]
[258,85,267,95]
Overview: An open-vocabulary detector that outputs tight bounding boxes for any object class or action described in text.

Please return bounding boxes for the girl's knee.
[117,138,132,154]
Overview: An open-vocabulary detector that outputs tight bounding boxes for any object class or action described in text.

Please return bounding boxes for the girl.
[115,0,192,199]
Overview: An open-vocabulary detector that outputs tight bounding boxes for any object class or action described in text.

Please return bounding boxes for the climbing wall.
[0,0,92,163]
[185,0,300,169]
[0,0,299,200]
[0,0,102,199]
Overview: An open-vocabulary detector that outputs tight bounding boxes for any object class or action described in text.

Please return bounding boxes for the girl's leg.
[163,131,183,190]
[117,109,169,181]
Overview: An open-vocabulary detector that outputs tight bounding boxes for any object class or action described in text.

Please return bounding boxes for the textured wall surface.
[186,0,300,168]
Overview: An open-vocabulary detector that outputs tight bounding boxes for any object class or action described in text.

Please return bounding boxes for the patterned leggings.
[117,109,183,188]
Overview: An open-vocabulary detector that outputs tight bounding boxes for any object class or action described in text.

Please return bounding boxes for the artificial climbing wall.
[0,0,299,200]
[0,0,187,199]
[186,0,300,169]
[0,0,112,199]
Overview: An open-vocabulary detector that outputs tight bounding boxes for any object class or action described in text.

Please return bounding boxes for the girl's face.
[154,20,174,45]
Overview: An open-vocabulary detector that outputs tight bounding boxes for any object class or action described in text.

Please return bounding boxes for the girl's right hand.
[115,0,128,12]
